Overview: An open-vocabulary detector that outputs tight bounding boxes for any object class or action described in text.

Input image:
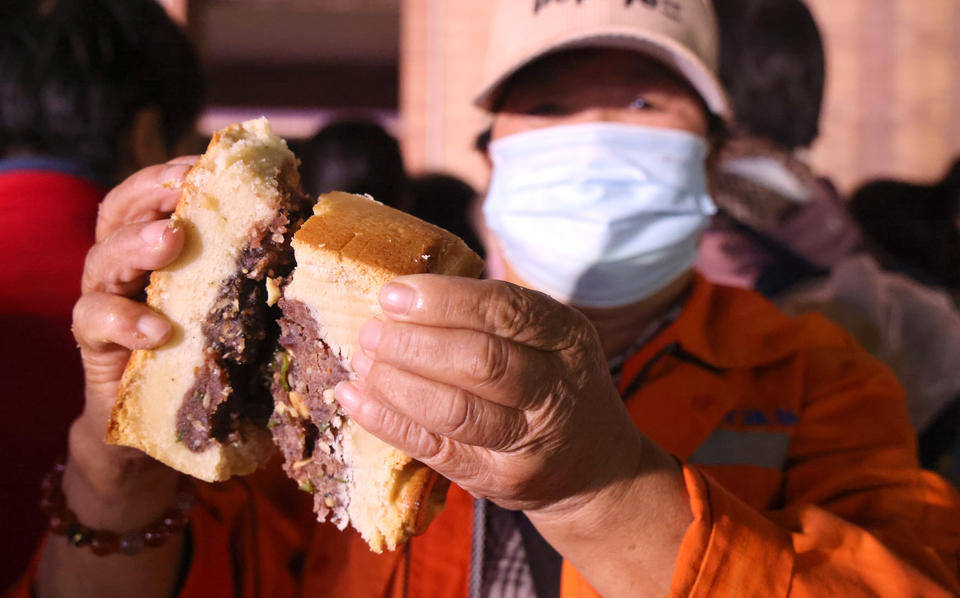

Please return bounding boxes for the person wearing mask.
[697,0,960,478]
[0,0,203,588]
[19,1,960,597]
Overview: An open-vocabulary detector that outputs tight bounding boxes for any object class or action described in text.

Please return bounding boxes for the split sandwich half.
[108,118,485,551]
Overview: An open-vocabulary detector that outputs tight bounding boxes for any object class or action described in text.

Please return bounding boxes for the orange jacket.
[12,277,960,597]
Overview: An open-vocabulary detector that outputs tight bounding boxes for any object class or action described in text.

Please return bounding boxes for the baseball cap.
[474,0,730,119]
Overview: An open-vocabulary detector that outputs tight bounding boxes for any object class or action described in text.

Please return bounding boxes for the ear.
[127,105,170,170]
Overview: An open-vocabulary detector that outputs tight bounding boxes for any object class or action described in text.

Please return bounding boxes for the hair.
[713,0,825,149]
[945,157,960,192]
[298,120,407,209]
[849,159,960,289]
[406,173,485,258]
[0,0,204,180]
[474,126,492,155]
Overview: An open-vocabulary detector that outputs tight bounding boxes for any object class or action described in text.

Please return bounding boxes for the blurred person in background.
[300,122,486,259]
[0,0,203,588]
[849,158,960,300]
[406,173,485,258]
[697,0,960,478]
[297,119,407,209]
[850,159,960,480]
[697,0,856,294]
[18,1,960,597]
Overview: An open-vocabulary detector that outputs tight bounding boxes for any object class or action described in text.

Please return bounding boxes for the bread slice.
[269,191,485,552]
[108,117,313,482]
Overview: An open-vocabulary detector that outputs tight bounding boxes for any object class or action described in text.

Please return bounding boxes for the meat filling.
[269,298,352,527]
[176,190,311,452]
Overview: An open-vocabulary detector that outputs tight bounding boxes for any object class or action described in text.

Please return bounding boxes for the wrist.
[66,416,180,530]
[523,436,692,598]
[525,433,688,541]
[525,436,643,535]
[523,435,692,598]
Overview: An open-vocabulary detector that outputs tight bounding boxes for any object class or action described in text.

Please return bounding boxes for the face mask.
[483,122,716,308]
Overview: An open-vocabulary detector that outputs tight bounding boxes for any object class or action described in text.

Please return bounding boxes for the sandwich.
[109,117,310,480]
[108,118,485,552]
[270,191,484,551]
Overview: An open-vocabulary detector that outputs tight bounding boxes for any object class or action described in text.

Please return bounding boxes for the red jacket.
[0,162,104,590]
[12,277,960,596]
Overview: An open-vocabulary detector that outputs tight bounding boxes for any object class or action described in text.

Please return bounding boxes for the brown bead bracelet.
[41,459,196,556]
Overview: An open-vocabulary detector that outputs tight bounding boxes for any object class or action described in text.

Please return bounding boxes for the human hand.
[336,275,648,515]
[68,157,194,501]
[38,157,203,598]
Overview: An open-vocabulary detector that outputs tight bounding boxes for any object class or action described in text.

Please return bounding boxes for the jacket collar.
[662,274,808,370]
[617,275,808,458]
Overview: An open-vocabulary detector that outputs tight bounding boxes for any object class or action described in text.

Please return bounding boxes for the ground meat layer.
[176,188,311,452]
[269,298,352,527]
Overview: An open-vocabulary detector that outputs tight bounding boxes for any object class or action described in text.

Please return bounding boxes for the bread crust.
[295,191,485,279]
[284,192,483,551]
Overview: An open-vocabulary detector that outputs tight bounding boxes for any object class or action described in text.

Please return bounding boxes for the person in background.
[697,0,960,477]
[850,159,960,479]
[406,173,485,258]
[0,0,203,589]
[849,158,960,300]
[300,123,486,259]
[696,0,858,295]
[18,1,960,597]
[297,119,407,209]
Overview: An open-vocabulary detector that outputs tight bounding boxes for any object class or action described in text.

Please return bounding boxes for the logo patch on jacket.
[689,408,799,469]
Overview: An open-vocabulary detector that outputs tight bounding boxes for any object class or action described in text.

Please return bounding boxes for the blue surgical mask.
[483,122,716,308]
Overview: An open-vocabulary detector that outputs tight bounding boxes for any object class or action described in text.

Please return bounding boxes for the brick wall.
[806,0,960,191]
[400,0,493,191]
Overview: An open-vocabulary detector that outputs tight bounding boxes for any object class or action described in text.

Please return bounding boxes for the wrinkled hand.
[337,276,646,514]
[69,158,194,491]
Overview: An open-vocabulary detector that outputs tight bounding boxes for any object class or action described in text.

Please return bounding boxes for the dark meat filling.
[176,189,312,452]
[203,275,269,363]
[177,351,231,451]
[269,298,351,525]
[239,210,298,279]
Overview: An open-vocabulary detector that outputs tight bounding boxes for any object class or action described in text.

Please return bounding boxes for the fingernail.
[335,381,360,410]
[136,313,170,341]
[358,319,383,352]
[164,222,181,242]
[352,351,373,378]
[380,282,414,314]
[140,219,172,245]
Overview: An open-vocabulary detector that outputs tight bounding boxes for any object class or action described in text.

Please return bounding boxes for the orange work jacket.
[13,277,960,597]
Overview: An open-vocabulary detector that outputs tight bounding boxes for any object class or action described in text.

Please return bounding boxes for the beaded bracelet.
[40,459,196,556]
